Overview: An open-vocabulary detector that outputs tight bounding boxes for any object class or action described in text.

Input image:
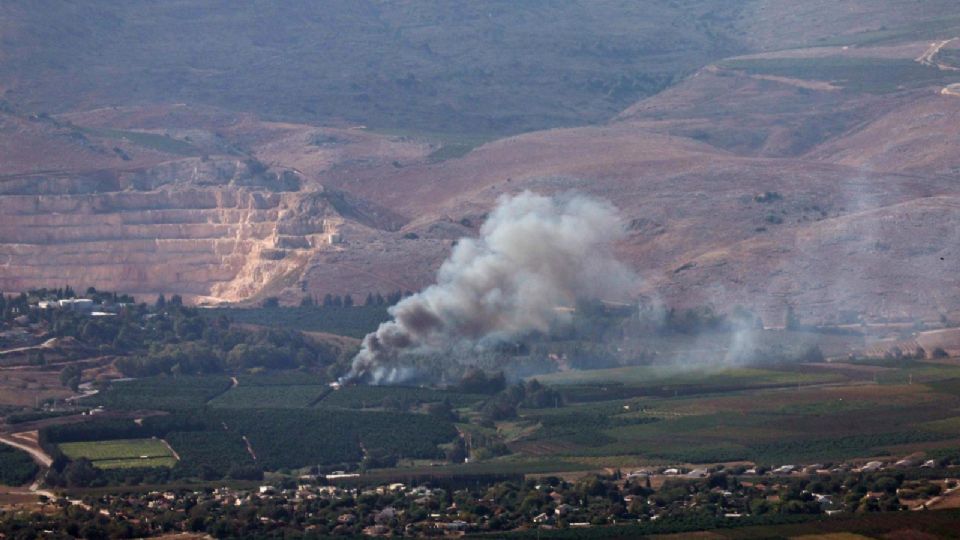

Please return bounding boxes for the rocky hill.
[2,2,960,325]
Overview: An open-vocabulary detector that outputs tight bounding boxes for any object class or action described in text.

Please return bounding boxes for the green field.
[513,362,960,465]
[59,438,177,469]
[533,365,839,387]
[46,357,960,480]
[317,385,486,409]
[84,376,232,411]
[719,57,955,94]
[201,306,390,338]
[209,385,330,408]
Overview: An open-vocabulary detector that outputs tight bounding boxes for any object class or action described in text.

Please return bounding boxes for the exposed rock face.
[0,136,405,302]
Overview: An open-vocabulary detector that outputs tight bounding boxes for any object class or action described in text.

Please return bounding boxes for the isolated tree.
[59,365,82,392]
[343,294,354,307]
[155,294,166,309]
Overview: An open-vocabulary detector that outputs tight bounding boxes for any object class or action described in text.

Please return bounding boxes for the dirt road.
[916,38,959,71]
[0,431,52,468]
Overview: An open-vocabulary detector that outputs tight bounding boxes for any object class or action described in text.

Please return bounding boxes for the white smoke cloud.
[347,190,636,383]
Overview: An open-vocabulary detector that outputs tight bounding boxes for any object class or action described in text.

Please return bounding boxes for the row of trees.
[296,290,413,308]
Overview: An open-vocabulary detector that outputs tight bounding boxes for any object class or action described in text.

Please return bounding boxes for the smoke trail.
[347,191,636,383]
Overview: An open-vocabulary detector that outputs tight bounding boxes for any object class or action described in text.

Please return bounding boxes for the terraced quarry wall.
[0,163,341,302]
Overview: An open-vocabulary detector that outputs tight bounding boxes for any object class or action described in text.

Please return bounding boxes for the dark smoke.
[347,191,636,383]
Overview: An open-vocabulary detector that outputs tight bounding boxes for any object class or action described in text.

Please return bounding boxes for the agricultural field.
[84,375,232,411]
[58,438,177,470]
[235,371,332,386]
[208,408,458,470]
[209,385,330,409]
[201,306,390,339]
[317,385,486,410]
[719,57,955,94]
[534,365,844,403]
[41,406,460,474]
[514,361,960,466]
[164,431,254,477]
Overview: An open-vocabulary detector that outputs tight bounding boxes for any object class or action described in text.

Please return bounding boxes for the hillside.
[1,2,960,324]
[0,0,745,137]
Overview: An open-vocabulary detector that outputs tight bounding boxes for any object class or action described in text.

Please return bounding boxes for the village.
[2,455,959,538]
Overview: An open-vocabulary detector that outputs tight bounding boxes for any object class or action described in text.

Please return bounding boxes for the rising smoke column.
[348,190,636,383]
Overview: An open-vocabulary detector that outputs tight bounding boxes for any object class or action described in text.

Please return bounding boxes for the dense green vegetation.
[211,408,458,470]
[210,385,330,409]
[4,409,77,424]
[509,376,960,465]
[235,371,332,386]
[200,305,390,339]
[318,385,485,410]
[537,366,841,403]
[0,445,38,486]
[40,407,459,481]
[164,431,255,479]
[85,376,232,410]
[1,288,346,378]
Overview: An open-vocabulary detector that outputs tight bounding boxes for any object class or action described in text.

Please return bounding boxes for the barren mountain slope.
[652,196,960,324]
[807,93,960,176]
[3,5,960,324]
[311,41,960,324]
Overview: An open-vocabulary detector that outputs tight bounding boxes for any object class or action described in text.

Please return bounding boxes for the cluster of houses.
[16,455,960,538]
[36,298,127,317]
[647,455,941,480]
[74,481,476,537]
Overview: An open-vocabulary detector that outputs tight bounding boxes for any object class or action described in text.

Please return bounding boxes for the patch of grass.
[78,127,199,155]
[921,416,960,434]
[59,438,177,469]
[93,457,178,469]
[815,16,960,47]
[720,57,954,94]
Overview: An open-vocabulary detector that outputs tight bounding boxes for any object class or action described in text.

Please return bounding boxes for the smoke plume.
[348,191,636,383]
